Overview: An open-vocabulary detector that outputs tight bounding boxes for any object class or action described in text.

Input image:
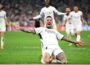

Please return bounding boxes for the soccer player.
[0,4,7,49]
[63,7,73,46]
[20,16,84,64]
[33,0,65,29]
[70,6,84,42]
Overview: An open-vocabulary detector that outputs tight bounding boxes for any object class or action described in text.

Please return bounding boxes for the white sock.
[1,37,4,49]
[76,35,80,42]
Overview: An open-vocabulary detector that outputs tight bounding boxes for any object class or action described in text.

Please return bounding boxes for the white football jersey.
[35,27,64,46]
[70,11,83,24]
[63,14,72,25]
[34,6,65,23]
[0,10,6,25]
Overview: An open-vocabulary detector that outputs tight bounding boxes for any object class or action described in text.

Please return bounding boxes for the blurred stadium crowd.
[0,0,90,26]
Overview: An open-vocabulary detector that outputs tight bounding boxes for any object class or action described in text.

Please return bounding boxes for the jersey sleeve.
[33,8,44,19]
[55,30,64,40]
[53,7,65,15]
[80,11,83,16]
[35,27,44,34]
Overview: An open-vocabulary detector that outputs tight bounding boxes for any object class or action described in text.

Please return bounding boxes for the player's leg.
[56,52,67,64]
[66,25,72,46]
[41,52,53,64]
[76,24,82,42]
[66,25,70,38]
[54,48,67,64]
[71,26,75,36]
[41,47,53,64]
[0,32,5,49]
[0,26,6,49]
[66,24,73,39]
[76,31,81,42]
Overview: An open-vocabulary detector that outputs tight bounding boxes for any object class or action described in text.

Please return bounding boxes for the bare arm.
[33,8,43,20]
[20,27,43,34]
[62,36,84,46]
[20,28,35,34]
[62,36,77,44]
[54,7,65,15]
[33,15,41,20]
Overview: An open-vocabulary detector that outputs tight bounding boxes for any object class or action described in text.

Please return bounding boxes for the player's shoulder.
[1,10,6,14]
[42,7,45,9]
[49,6,54,8]
[49,6,56,9]
[39,27,47,31]
[78,11,83,13]
[2,10,6,13]
[70,11,74,14]
[41,7,46,11]
[70,11,76,16]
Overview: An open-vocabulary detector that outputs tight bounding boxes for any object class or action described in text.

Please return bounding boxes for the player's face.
[66,8,71,14]
[46,17,52,28]
[45,0,50,7]
[74,6,79,12]
[0,4,3,9]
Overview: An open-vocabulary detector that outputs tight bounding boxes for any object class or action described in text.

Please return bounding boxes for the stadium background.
[0,0,90,64]
[0,0,90,31]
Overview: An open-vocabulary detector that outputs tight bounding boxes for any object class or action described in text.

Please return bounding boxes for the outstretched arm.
[33,9,44,20]
[56,31,85,46]
[20,28,35,34]
[53,7,65,15]
[33,15,41,20]
[20,27,43,34]
[62,36,84,46]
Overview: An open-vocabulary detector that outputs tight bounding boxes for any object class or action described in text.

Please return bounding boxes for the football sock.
[1,37,4,49]
[76,35,80,42]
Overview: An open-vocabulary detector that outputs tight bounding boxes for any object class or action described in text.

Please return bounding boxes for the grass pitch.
[0,31,90,64]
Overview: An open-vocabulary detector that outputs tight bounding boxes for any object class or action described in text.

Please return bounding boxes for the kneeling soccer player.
[20,16,84,64]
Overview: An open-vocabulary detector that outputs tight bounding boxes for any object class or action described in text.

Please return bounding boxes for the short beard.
[47,26,52,29]
[66,13,69,16]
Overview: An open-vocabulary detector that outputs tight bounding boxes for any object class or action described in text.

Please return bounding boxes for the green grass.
[0,31,90,64]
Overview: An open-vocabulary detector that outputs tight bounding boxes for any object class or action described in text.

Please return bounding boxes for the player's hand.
[75,41,85,46]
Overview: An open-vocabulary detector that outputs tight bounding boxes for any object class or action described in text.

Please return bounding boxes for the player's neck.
[45,5,50,8]
[75,11,78,13]
[66,13,70,16]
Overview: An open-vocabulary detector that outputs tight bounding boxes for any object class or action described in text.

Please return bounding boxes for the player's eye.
[50,20,52,21]
[47,20,49,21]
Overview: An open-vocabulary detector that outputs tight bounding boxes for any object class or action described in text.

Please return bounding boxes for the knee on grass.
[56,52,67,64]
